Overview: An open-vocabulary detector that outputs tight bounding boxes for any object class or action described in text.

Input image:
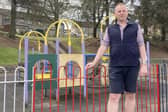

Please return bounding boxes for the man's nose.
[121,11,125,14]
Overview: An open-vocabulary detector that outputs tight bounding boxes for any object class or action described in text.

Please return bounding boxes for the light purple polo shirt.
[101,24,144,47]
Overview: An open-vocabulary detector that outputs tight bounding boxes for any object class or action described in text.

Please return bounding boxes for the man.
[86,3,147,112]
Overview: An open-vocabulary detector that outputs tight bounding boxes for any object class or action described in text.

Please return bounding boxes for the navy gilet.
[108,22,140,66]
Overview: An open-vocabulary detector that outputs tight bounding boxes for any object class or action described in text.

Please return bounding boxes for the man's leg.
[108,93,121,112]
[125,92,136,112]
[124,66,139,112]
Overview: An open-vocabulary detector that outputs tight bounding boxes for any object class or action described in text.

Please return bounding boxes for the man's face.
[114,5,128,22]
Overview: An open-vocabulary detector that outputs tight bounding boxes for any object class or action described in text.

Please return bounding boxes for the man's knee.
[109,93,121,103]
[125,93,136,101]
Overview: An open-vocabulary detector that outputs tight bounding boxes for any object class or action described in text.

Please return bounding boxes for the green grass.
[0,38,83,65]
[0,47,23,65]
[0,47,41,65]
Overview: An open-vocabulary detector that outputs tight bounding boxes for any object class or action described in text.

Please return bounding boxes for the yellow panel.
[59,54,84,88]
[35,74,51,80]
[101,63,109,86]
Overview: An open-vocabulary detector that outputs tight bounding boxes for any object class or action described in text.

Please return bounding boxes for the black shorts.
[109,66,139,93]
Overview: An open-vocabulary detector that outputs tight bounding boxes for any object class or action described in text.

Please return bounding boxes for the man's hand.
[139,64,148,77]
[85,62,96,70]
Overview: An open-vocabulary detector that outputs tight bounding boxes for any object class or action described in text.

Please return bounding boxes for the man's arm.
[92,45,108,65]
[139,45,147,64]
[139,44,148,76]
[86,28,109,69]
[86,45,108,69]
[137,24,147,75]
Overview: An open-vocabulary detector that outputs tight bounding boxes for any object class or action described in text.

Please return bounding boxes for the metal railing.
[0,64,167,112]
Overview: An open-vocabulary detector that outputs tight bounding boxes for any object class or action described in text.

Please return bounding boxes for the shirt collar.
[115,20,134,28]
[116,20,134,25]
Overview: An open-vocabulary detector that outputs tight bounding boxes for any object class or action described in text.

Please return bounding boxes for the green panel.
[28,54,57,90]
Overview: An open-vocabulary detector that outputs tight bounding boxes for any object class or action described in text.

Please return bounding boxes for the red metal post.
[92,68,95,112]
[73,66,82,112]
[122,95,124,112]
[98,67,101,112]
[145,75,148,112]
[140,76,143,112]
[103,66,107,112]
[86,68,89,112]
[136,81,139,112]
[41,66,44,112]
[79,67,82,112]
[49,64,52,112]
[72,66,75,112]
[33,66,37,112]
[149,65,152,112]
[57,66,62,112]
[65,66,67,112]
[153,65,156,112]
[156,64,160,112]
[57,66,67,112]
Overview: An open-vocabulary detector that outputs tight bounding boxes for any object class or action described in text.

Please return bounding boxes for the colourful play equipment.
[18,18,87,105]
[18,30,52,105]
[45,19,85,88]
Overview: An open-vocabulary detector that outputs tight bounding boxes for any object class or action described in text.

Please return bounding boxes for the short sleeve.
[101,28,110,46]
[137,24,145,46]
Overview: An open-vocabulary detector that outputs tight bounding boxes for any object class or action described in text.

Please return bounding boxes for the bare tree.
[9,0,70,37]
[27,0,70,23]
[81,0,114,38]
[9,0,16,38]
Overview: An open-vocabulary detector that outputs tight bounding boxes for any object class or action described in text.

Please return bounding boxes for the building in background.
[0,0,141,35]
[0,0,10,30]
